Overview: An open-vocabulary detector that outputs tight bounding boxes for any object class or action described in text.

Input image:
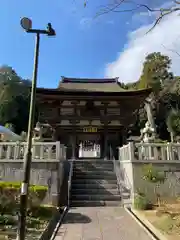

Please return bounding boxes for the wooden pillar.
[71,101,78,159]
[103,128,108,160]
[71,132,76,159]
[122,127,128,145]
[103,102,108,160]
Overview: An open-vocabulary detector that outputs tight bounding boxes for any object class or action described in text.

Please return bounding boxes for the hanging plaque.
[83,127,97,133]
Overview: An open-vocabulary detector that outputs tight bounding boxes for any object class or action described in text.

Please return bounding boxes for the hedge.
[0,181,48,215]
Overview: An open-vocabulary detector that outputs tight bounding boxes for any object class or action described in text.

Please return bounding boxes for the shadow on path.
[63,212,91,224]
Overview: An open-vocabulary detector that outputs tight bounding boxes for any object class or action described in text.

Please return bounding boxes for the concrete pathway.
[55,207,152,240]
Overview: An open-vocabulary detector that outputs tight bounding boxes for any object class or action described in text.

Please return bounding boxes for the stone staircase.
[70,160,121,207]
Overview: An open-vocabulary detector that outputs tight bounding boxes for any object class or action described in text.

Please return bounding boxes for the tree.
[123,52,180,140]
[166,109,180,140]
[0,66,31,134]
[131,53,173,139]
[84,0,180,31]
[139,52,173,93]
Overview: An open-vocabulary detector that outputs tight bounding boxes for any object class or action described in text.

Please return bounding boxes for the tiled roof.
[36,77,152,97]
[58,77,126,92]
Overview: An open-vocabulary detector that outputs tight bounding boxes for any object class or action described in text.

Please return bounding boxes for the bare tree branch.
[95,0,127,17]
[162,44,180,58]
[148,6,180,33]
[84,0,180,32]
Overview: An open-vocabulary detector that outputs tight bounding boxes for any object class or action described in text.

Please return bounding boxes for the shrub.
[31,205,55,219]
[26,217,42,228]
[0,181,48,215]
[0,215,16,225]
[134,192,152,210]
[142,164,166,206]
[28,185,48,211]
[142,164,166,183]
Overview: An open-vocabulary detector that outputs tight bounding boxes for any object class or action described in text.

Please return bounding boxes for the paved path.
[55,207,152,240]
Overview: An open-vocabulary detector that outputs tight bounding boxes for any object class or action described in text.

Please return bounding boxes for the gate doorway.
[77,134,101,158]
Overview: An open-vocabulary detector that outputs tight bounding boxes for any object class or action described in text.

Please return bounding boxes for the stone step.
[74,160,113,163]
[70,200,122,207]
[73,161,114,167]
[73,159,113,163]
[74,167,114,173]
[121,192,131,199]
[74,164,114,169]
[71,194,120,201]
[73,169,114,174]
[71,183,118,189]
[71,188,119,195]
[72,174,116,180]
[72,179,117,184]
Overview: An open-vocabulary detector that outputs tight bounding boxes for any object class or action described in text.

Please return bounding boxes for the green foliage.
[26,217,42,228]
[126,52,180,140]
[123,52,175,138]
[166,109,180,136]
[139,52,173,93]
[142,164,166,183]
[0,181,48,215]
[142,164,166,207]
[134,192,152,210]
[0,215,16,225]
[0,186,53,231]
[31,205,56,219]
[0,66,31,134]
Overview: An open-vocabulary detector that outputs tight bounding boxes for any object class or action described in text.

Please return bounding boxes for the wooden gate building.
[36,77,151,159]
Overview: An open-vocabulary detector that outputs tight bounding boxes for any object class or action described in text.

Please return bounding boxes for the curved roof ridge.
[61,76,119,84]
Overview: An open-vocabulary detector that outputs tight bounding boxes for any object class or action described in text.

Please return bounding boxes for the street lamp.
[17,18,55,240]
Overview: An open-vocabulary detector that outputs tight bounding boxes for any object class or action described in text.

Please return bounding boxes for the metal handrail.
[110,145,121,197]
[67,159,74,208]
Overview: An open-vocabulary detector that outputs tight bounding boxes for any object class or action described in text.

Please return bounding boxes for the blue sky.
[0,0,179,87]
[0,0,141,87]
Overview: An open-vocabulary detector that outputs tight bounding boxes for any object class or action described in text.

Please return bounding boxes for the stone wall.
[120,160,180,205]
[0,160,70,206]
[132,161,180,202]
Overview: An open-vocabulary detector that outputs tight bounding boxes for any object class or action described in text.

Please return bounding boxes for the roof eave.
[36,87,152,96]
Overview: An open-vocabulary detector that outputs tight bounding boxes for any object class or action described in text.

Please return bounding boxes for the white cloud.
[105,11,180,83]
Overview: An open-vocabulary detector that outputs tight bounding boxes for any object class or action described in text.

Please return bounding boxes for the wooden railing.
[0,141,66,161]
[119,142,180,161]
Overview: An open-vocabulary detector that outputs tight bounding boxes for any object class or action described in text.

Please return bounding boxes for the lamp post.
[17,18,55,240]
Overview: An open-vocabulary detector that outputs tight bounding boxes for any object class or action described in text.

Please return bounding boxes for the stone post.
[128,142,136,206]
